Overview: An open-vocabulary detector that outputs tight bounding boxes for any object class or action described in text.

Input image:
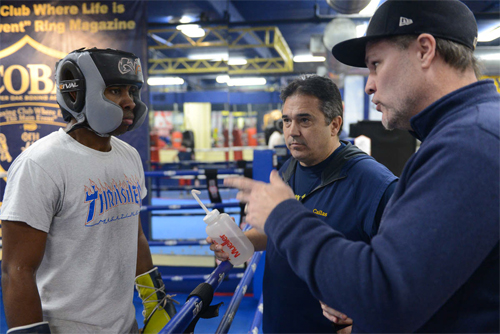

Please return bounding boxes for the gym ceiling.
[145,0,500,90]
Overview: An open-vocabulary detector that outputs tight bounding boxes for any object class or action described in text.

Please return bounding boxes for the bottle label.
[219,234,241,258]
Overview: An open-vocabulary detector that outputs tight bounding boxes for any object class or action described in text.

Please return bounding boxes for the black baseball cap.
[332,0,478,68]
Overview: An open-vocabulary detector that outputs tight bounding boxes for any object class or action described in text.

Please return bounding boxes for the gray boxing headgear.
[55,48,148,135]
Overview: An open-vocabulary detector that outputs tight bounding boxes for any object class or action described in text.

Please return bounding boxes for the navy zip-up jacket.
[264,80,500,332]
[263,142,397,333]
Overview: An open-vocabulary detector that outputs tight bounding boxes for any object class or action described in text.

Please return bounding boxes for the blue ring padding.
[159,261,233,334]
[215,251,264,334]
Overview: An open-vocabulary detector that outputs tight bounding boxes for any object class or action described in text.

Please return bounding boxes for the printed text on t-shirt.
[84,174,142,226]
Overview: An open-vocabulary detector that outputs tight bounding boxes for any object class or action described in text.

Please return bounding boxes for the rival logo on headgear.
[59,81,79,90]
[118,57,141,75]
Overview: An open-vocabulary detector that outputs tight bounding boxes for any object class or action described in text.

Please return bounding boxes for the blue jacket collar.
[281,141,367,185]
[409,80,497,141]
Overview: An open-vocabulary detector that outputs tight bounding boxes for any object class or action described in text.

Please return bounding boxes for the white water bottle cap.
[203,209,220,224]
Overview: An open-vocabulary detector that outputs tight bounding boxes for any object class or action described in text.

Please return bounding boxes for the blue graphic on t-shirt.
[84,174,142,226]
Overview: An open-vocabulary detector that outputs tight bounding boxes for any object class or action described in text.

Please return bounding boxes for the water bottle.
[192,190,255,266]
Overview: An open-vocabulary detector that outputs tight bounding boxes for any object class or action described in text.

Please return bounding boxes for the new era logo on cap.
[399,17,413,27]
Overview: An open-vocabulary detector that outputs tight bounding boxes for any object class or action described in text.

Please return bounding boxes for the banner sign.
[0,0,149,204]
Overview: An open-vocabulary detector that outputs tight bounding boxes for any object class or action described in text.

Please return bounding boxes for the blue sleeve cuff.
[265,198,306,237]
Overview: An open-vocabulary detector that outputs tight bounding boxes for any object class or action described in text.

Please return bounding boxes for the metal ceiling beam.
[148,26,293,75]
[149,58,227,74]
[149,26,227,50]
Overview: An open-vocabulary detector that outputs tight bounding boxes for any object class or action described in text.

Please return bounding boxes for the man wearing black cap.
[224,0,499,332]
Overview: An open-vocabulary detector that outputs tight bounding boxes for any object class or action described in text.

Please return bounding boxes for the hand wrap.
[135,267,179,334]
[7,322,51,334]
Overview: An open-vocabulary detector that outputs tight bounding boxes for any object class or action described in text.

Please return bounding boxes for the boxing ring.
[143,150,273,333]
[142,198,263,331]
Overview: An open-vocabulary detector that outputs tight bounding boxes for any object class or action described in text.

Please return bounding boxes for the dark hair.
[280,75,343,129]
[386,35,481,78]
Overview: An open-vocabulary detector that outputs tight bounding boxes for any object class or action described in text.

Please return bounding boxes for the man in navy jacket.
[211,75,397,332]
[225,0,499,332]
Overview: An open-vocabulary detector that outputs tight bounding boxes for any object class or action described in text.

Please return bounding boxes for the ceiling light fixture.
[147,77,185,86]
[176,24,198,30]
[179,16,192,23]
[228,58,248,65]
[188,53,228,61]
[293,55,326,63]
[216,75,230,83]
[227,77,266,86]
[176,24,205,38]
[478,25,500,42]
[359,0,380,16]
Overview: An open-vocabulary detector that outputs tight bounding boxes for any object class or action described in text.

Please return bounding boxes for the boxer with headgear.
[1,48,175,334]
[55,47,148,136]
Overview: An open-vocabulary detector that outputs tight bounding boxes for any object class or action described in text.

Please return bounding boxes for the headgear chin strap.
[55,48,148,136]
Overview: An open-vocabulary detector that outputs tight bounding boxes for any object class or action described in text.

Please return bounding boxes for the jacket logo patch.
[313,209,327,217]
[295,194,306,201]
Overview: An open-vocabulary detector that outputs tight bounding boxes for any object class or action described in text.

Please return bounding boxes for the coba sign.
[0,63,56,95]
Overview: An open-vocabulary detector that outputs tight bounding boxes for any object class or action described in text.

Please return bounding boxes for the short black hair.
[280,75,343,128]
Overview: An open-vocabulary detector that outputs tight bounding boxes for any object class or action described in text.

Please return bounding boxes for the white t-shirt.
[0,128,147,333]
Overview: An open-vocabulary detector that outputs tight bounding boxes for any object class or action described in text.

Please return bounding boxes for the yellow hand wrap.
[135,267,179,334]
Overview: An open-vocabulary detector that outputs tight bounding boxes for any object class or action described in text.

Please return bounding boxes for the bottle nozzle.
[191,189,210,215]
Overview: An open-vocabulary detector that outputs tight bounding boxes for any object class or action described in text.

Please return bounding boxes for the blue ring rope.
[248,293,264,334]
[152,161,250,169]
[159,261,233,334]
[162,273,244,282]
[151,185,233,192]
[215,251,264,334]
[141,202,241,212]
[149,239,209,246]
[145,169,244,177]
